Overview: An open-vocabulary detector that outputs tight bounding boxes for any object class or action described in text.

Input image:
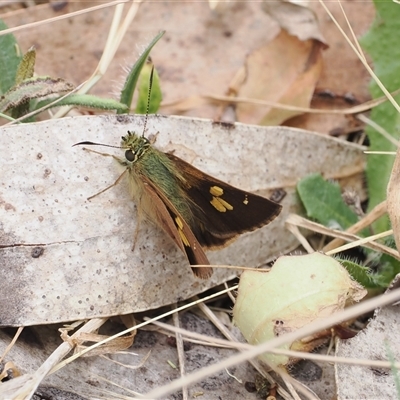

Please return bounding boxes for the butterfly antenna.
[73,141,121,149]
[141,65,154,138]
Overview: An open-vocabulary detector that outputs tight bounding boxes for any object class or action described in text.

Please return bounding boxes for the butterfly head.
[121,131,150,164]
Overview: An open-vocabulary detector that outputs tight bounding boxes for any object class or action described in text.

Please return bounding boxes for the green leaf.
[119,30,165,113]
[12,47,37,118]
[337,258,385,289]
[0,76,74,114]
[135,62,162,114]
[360,2,400,233]
[372,254,400,288]
[0,19,22,94]
[297,173,359,230]
[15,46,36,84]
[36,94,129,113]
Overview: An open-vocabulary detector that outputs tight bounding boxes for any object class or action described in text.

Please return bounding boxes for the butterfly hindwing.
[141,175,213,279]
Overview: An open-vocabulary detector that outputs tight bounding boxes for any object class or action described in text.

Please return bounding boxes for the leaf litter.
[1,2,398,398]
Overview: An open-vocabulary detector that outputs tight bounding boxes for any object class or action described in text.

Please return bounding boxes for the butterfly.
[75,130,282,279]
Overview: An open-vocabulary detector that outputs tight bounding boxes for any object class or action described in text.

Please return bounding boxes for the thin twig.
[173,305,188,400]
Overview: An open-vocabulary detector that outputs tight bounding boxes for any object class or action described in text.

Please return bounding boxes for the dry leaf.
[0,115,365,326]
[234,30,324,125]
[262,0,327,44]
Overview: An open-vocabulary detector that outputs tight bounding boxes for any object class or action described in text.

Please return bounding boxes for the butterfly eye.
[125,150,135,162]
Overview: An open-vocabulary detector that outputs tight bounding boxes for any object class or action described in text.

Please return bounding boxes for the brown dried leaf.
[234,30,324,125]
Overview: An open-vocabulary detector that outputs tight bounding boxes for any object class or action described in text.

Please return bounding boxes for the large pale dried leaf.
[235,30,324,125]
[0,115,365,326]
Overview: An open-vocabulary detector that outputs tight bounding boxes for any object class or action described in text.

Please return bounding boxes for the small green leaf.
[36,94,129,113]
[119,30,165,112]
[337,258,385,289]
[0,19,22,94]
[12,47,37,118]
[135,62,162,114]
[15,46,36,84]
[297,173,359,230]
[372,254,400,288]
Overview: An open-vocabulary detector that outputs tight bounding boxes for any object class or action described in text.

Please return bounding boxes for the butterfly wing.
[141,175,213,279]
[165,153,282,249]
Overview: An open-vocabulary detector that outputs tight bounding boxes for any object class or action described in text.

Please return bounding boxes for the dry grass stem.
[53,1,143,118]
[13,318,108,399]
[192,264,267,273]
[197,301,297,400]
[286,213,398,258]
[161,91,400,115]
[0,0,129,36]
[323,200,387,251]
[0,327,23,364]
[285,223,316,253]
[51,287,237,373]
[148,317,400,370]
[172,305,188,400]
[143,288,400,398]
[99,350,151,370]
[357,114,399,147]
[319,0,400,114]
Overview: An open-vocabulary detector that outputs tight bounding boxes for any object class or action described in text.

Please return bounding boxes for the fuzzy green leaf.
[337,258,385,289]
[360,2,400,233]
[297,173,359,230]
[36,94,129,113]
[0,76,74,113]
[119,30,165,113]
[0,20,22,94]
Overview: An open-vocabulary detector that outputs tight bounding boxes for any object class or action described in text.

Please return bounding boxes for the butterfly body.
[120,133,194,226]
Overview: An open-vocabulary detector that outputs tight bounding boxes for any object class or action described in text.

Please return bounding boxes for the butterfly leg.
[81,147,117,158]
[87,169,128,200]
[131,205,143,252]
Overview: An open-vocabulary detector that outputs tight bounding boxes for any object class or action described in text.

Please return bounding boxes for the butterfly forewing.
[165,153,282,249]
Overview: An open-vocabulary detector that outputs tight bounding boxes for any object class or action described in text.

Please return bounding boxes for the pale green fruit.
[233,252,366,368]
